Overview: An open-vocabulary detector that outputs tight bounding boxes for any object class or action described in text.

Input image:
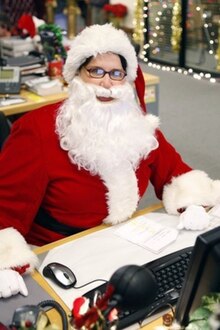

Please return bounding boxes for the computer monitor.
[174,226,220,327]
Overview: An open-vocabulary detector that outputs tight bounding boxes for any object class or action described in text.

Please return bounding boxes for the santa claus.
[0,24,220,298]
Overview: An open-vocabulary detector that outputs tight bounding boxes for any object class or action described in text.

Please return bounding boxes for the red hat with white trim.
[63,24,147,113]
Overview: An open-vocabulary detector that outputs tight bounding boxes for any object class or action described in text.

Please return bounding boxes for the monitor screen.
[174,226,220,327]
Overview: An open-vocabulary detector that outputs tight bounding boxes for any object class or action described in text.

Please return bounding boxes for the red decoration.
[103,4,127,18]
[48,60,63,78]
[71,284,117,329]
[12,263,30,275]
[17,14,36,38]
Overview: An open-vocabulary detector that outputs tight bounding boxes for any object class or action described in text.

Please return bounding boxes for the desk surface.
[0,89,68,116]
[0,73,159,117]
[33,203,164,329]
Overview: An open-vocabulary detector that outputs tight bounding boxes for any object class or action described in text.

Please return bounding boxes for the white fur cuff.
[0,228,38,273]
[163,170,220,215]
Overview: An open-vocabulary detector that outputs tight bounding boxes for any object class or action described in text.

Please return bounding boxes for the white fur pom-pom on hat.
[63,24,138,84]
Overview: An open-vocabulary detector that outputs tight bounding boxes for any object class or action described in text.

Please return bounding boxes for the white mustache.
[87,83,132,99]
[69,77,136,106]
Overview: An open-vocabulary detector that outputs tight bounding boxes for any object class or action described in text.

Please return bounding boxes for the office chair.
[0,111,11,150]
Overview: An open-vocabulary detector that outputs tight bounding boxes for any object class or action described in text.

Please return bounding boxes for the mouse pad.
[0,275,52,326]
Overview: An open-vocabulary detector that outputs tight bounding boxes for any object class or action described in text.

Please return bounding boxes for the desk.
[0,73,159,117]
[32,203,164,329]
[0,89,68,117]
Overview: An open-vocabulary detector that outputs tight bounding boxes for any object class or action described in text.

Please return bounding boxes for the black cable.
[38,299,68,330]
[74,278,107,289]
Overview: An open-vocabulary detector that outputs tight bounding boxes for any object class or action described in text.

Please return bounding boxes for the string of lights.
[133,0,220,84]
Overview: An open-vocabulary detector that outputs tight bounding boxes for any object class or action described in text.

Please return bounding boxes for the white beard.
[56,77,159,224]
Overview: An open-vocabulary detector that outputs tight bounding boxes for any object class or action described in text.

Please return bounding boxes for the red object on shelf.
[103,4,127,18]
[48,60,63,78]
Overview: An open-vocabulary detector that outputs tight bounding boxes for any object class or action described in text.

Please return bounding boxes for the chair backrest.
[0,111,11,150]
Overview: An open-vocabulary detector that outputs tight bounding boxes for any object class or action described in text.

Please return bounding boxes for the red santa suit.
[1,23,220,298]
[0,101,192,246]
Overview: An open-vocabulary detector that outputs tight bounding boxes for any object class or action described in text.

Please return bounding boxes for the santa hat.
[63,24,137,82]
[63,24,147,113]
[17,14,36,38]
[135,65,147,113]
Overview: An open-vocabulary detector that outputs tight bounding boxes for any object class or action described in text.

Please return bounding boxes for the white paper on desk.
[38,212,216,310]
[115,216,179,253]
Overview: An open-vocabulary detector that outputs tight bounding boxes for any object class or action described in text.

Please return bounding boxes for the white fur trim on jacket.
[102,116,159,225]
[102,165,139,225]
[63,24,138,84]
[163,170,220,215]
[0,228,38,273]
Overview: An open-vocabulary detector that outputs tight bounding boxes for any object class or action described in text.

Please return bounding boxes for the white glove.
[0,269,28,298]
[177,205,211,231]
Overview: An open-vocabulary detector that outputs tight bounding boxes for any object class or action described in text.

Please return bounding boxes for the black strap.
[34,208,85,236]
[0,111,11,150]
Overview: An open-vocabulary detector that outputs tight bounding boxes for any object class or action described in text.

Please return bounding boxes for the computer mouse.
[43,262,77,289]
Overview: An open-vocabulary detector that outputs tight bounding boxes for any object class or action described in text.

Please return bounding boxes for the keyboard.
[84,246,193,329]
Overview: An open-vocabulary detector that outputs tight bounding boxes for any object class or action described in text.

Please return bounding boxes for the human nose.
[99,73,113,89]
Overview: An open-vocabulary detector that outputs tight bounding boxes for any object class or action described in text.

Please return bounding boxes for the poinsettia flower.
[71,285,117,329]
[103,4,128,18]
[72,296,90,318]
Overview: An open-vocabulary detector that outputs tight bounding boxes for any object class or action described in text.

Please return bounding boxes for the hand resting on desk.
[0,269,28,298]
[178,205,211,231]
[0,227,38,299]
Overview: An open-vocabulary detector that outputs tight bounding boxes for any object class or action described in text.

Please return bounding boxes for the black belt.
[34,208,86,236]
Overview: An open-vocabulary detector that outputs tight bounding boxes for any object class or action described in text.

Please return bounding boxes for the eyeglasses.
[85,67,127,81]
